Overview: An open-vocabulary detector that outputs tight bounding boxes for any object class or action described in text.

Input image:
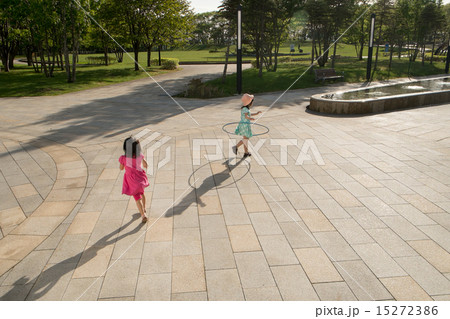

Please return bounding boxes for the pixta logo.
[133,129,171,175]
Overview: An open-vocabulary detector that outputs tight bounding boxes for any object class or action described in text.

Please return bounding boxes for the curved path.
[0,66,449,301]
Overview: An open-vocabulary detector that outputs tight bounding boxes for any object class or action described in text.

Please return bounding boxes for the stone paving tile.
[86,218,122,247]
[298,209,335,232]
[284,191,317,210]
[0,189,19,211]
[11,216,65,236]
[202,238,235,270]
[408,240,450,273]
[0,206,26,233]
[418,225,450,253]
[314,231,359,261]
[11,184,38,198]
[352,243,407,278]
[428,213,450,231]
[49,234,90,265]
[0,283,33,301]
[330,219,373,245]
[172,254,206,294]
[294,247,342,283]
[269,201,301,223]
[313,282,357,301]
[380,216,428,241]
[313,175,343,190]
[279,222,318,249]
[367,228,417,257]
[345,207,387,230]
[335,260,392,301]
[17,195,43,216]
[171,291,207,301]
[228,224,261,252]
[3,173,29,187]
[328,189,362,207]
[173,205,199,228]
[391,204,437,226]
[72,245,114,279]
[261,185,289,203]
[140,241,172,275]
[145,217,173,242]
[135,273,171,301]
[234,251,275,289]
[342,181,373,198]
[206,269,244,301]
[32,200,78,217]
[315,199,350,219]
[401,194,444,213]
[351,174,383,188]
[62,277,103,301]
[217,187,243,205]
[99,258,140,299]
[380,276,432,301]
[250,212,283,236]
[243,287,282,301]
[199,215,228,239]
[198,195,222,215]
[2,250,53,287]
[271,265,319,300]
[173,227,201,256]
[27,262,77,300]
[259,235,299,266]
[241,194,270,213]
[148,198,174,218]
[359,197,398,217]
[111,225,146,260]
[66,212,101,235]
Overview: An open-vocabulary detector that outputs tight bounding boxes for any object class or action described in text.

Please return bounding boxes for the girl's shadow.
[166,157,248,217]
[1,213,145,301]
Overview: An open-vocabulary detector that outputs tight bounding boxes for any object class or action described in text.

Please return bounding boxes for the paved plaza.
[0,65,450,301]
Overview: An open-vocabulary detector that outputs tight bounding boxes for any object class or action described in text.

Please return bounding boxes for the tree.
[0,0,25,72]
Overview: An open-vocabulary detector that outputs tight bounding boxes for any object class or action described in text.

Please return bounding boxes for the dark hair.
[123,137,141,158]
[241,99,254,109]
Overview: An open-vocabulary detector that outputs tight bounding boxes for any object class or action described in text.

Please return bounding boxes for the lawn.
[1,43,447,97]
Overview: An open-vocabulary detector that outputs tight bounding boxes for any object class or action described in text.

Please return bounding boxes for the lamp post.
[445,43,450,74]
[366,13,375,82]
[237,4,242,94]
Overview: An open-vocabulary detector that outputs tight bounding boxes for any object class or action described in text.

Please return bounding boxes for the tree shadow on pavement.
[0,213,145,301]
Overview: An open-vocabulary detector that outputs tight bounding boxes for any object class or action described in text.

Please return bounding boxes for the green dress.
[235,107,253,138]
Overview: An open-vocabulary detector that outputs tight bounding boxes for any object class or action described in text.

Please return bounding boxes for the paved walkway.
[0,66,450,300]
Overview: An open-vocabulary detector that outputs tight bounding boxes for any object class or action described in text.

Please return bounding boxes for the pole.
[366,13,375,82]
[158,45,162,66]
[445,45,450,74]
[237,4,242,94]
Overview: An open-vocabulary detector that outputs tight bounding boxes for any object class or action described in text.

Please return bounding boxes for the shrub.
[184,78,224,98]
[150,58,179,69]
[86,56,117,65]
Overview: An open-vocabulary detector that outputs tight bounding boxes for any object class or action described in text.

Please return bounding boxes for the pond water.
[324,77,450,101]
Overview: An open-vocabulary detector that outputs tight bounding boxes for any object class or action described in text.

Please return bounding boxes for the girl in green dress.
[233,93,261,157]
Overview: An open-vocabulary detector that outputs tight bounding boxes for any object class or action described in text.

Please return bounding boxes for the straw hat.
[241,93,254,106]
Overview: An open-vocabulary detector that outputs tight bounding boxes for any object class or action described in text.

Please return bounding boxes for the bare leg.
[236,140,244,149]
[243,137,249,153]
[142,193,146,212]
[135,199,147,222]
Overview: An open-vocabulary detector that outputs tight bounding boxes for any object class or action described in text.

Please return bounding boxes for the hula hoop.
[222,122,270,137]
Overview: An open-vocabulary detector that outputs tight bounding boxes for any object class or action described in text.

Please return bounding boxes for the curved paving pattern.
[0,132,87,277]
[0,69,449,301]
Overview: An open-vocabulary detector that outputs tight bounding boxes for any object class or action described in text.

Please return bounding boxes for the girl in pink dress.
[119,137,150,223]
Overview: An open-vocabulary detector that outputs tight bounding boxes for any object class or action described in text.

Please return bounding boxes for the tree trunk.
[311,29,315,68]
[133,41,139,71]
[26,46,33,66]
[331,40,338,69]
[358,19,364,61]
[104,46,109,66]
[222,45,230,83]
[147,44,152,67]
[421,43,425,66]
[158,45,161,66]
[430,32,436,65]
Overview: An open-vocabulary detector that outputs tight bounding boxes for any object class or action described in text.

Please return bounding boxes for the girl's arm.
[251,111,262,116]
[245,113,255,121]
[119,163,124,170]
[143,159,148,169]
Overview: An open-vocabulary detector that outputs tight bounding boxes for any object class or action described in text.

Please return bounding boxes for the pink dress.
[119,154,149,200]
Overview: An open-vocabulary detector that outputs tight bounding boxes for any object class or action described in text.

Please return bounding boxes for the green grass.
[1,44,447,97]
[0,56,173,97]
